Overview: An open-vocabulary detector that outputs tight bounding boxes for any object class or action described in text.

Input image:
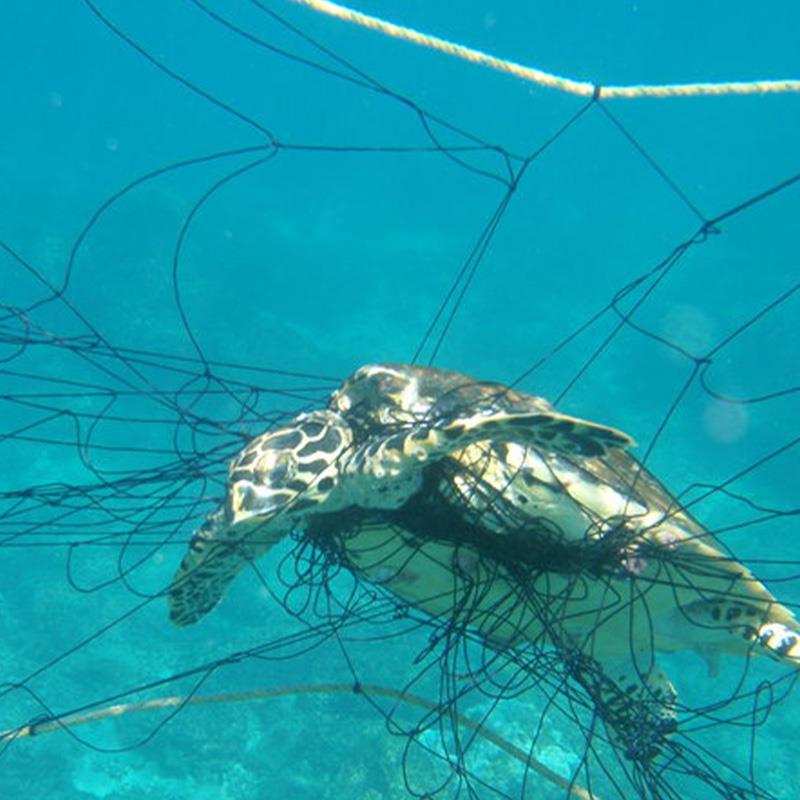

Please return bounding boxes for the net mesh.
[1,2,799,799]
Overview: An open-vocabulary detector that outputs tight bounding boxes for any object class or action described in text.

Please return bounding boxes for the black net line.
[1,2,799,800]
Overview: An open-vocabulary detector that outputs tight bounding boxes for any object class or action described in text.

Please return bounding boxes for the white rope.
[289,0,800,99]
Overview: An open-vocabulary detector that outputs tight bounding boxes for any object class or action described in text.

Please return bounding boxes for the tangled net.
[1,2,799,799]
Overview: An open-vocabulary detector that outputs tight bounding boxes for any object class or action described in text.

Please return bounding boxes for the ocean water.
[1,1,799,798]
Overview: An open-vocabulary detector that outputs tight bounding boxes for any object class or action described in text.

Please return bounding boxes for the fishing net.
[2,2,799,798]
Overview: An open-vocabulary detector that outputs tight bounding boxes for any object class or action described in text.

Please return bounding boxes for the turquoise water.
[2,2,799,798]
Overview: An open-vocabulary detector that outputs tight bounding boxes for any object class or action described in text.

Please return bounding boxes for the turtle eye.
[266,453,294,486]
[256,451,295,488]
[268,456,291,485]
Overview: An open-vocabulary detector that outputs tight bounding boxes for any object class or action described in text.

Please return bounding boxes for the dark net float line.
[289,0,800,99]
[2,681,600,800]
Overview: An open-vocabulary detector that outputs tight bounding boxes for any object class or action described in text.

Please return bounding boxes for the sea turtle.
[167,381,629,627]
[168,363,800,760]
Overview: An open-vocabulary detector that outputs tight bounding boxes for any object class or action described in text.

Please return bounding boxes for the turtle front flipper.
[168,410,353,626]
[332,409,633,521]
[355,408,632,470]
[167,509,280,627]
[433,408,634,458]
[567,650,678,761]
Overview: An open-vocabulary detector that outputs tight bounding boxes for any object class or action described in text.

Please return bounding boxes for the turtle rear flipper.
[751,621,800,665]
[617,509,800,668]
[537,445,800,670]
[667,592,800,668]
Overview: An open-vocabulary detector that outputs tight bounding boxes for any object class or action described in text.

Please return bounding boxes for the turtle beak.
[228,478,304,527]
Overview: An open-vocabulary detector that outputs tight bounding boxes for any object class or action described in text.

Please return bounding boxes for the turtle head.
[167,409,352,627]
[225,409,353,528]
